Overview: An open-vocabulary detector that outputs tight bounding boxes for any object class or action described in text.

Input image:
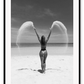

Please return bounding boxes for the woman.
[34,28,52,73]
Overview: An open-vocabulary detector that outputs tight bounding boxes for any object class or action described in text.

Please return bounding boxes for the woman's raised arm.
[34,28,40,42]
[46,28,52,43]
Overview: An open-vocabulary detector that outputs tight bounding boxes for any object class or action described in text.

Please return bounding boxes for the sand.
[11,47,73,84]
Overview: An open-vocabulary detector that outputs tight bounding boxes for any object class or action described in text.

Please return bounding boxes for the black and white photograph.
[9,0,79,84]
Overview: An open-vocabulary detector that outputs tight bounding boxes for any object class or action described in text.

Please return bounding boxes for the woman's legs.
[39,50,47,72]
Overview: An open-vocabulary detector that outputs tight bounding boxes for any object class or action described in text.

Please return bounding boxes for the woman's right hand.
[33,27,36,30]
[50,27,53,31]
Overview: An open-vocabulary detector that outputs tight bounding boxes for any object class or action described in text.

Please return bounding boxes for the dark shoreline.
[11,43,73,48]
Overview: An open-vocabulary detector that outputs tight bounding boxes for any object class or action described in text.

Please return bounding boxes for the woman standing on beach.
[34,28,52,73]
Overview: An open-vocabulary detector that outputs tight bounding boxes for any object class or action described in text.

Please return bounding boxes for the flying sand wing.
[16,21,38,47]
[47,21,68,53]
[49,21,68,44]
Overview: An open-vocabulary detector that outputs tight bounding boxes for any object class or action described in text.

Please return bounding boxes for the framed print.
[5,0,80,84]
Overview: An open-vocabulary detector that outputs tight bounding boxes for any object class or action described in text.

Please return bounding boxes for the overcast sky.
[11,0,73,43]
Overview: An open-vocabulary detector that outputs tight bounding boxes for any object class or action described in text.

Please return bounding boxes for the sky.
[11,0,73,43]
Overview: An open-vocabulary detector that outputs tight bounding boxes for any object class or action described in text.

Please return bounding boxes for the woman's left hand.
[33,27,36,30]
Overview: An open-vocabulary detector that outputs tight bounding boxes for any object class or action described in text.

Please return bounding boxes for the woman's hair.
[41,35,46,45]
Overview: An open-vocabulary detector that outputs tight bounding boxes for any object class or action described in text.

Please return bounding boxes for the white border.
[6,0,79,84]
[6,0,11,84]
[73,0,79,84]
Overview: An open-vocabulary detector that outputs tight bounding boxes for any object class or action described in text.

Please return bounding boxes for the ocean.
[11,43,73,47]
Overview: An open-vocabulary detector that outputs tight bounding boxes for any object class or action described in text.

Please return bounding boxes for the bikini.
[40,43,47,57]
[41,49,46,54]
[40,43,47,63]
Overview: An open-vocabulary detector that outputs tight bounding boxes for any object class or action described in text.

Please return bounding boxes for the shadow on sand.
[17,68,61,73]
[17,68,44,73]
[37,69,44,73]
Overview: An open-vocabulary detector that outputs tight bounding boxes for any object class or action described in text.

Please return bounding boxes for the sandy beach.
[11,47,73,84]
